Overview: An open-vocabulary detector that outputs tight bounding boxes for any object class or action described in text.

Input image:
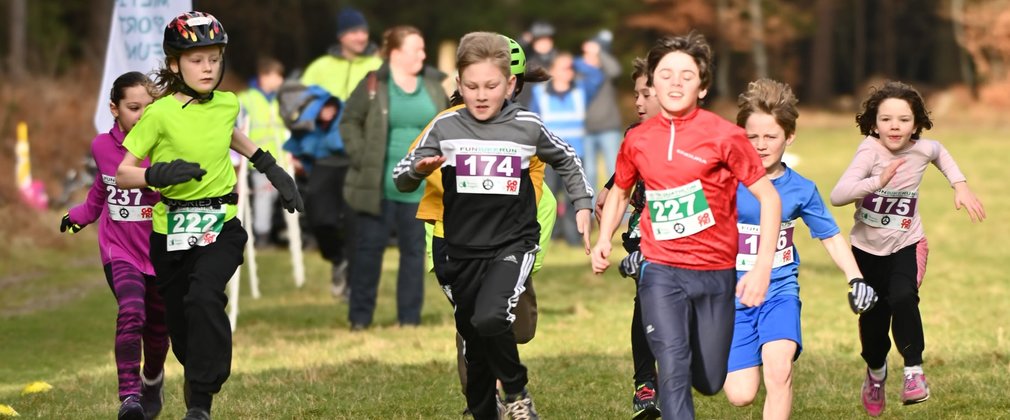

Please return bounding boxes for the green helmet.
[503,36,526,76]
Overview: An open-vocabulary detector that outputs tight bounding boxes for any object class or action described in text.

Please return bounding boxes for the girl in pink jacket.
[830,81,985,416]
[61,71,168,420]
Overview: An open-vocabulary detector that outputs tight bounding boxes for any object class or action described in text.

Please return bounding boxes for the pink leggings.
[104,261,169,400]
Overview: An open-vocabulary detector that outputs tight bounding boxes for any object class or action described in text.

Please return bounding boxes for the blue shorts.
[727,294,803,372]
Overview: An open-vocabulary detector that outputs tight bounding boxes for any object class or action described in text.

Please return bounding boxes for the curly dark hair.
[646,31,713,90]
[856,81,932,140]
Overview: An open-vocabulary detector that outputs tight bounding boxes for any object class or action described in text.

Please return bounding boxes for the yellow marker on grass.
[0,404,19,416]
[20,381,52,395]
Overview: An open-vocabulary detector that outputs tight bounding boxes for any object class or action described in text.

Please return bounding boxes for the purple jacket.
[68,124,159,275]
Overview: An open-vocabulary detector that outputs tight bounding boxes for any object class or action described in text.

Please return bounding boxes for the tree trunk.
[809,0,835,105]
[950,0,977,98]
[877,0,897,77]
[749,0,768,79]
[7,0,27,80]
[853,0,866,90]
[86,0,114,71]
[716,0,732,100]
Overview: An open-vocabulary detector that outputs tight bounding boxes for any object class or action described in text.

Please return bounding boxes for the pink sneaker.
[901,373,930,405]
[861,369,886,417]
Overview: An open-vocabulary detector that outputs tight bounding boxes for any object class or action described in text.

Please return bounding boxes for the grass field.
[1,119,1008,419]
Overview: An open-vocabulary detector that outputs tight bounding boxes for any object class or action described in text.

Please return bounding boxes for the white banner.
[94,0,192,134]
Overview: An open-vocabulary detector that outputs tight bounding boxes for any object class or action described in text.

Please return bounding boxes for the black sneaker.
[118,394,144,420]
[632,382,661,420]
[504,389,540,420]
[140,371,164,419]
[183,407,210,420]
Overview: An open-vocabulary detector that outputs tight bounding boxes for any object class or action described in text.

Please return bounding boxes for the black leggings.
[853,241,926,368]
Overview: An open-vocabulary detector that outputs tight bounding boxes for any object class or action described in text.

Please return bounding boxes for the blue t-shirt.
[735,164,839,306]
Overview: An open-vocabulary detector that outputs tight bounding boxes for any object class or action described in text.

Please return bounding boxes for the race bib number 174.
[455,153,521,195]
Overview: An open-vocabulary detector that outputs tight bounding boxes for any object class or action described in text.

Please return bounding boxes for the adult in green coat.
[340,26,449,329]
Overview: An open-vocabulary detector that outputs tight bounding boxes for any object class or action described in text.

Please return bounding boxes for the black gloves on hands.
[251,149,304,213]
[60,212,83,233]
[848,278,879,314]
[145,159,206,188]
[618,250,645,279]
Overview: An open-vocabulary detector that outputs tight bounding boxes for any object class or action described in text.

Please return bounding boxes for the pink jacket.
[830,136,965,256]
[68,124,159,275]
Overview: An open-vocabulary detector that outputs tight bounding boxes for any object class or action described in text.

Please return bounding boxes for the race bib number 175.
[858,189,917,231]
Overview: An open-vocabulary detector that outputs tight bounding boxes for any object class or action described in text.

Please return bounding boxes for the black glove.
[251,149,304,213]
[60,212,83,234]
[848,278,879,314]
[144,159,205,188]
[618,250,644,279]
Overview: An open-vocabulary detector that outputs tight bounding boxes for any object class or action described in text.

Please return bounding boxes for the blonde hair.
[736,78,799,137]
[456,32,510,78]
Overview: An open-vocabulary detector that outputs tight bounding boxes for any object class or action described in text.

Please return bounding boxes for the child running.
[830,81,985,416]
[593,56,664,419]
[116,12,303,420]
[723,79,879,420]
[592,32,782,420]
[394,31,593,420]
[414,36,557,417]
[61,71,168,420]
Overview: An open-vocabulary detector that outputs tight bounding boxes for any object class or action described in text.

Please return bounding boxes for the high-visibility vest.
[238,89,288,161]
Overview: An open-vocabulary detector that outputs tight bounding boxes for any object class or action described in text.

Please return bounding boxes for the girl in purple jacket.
[61,71,169,420]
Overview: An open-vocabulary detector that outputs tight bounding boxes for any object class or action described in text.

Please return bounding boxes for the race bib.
[455,152,521,195]
[645,180,715,241]
[105,182,152,222]
[736,221,796,271]
[858,189,917,231]
[166,206,226,252]
[627,212,642,239]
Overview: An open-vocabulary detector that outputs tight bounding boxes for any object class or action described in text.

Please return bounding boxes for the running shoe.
[901,372,930,405]
[140,371,164,419]
[330,260,349,299]
[861,368,886,417]
[117,394,144,420]
[632,381,661,420]
[496,392,507,420]
[504,389,540,420]
[183,407,210,420]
